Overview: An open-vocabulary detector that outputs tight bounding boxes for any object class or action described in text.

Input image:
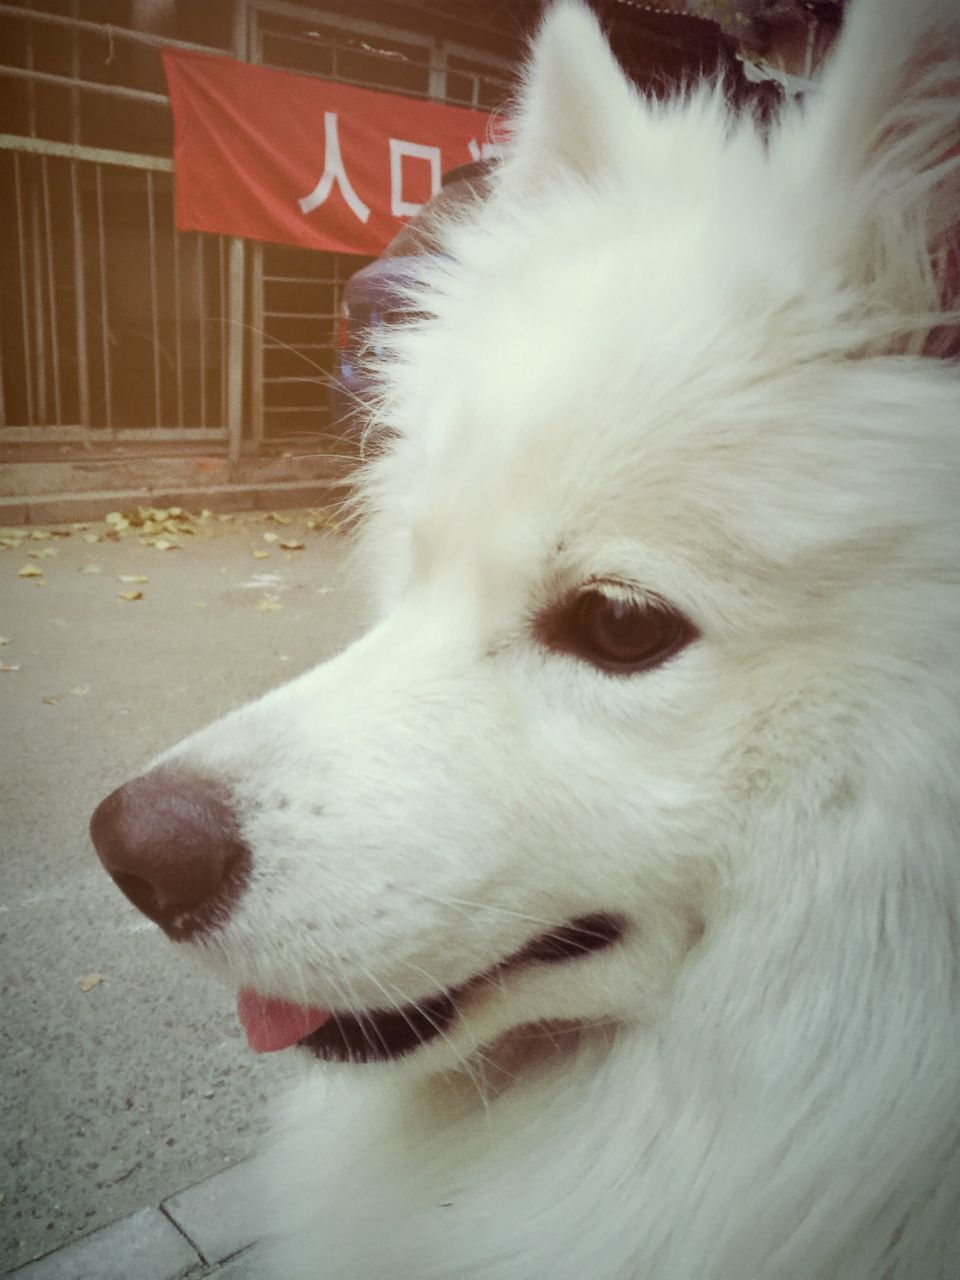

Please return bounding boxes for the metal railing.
[0,0,513,455]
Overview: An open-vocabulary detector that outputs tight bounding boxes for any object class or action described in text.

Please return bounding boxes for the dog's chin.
[296,912,626,1066]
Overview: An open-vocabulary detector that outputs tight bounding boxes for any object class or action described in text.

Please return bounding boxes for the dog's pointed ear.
[804,0,959,356]
[501,0,638,187]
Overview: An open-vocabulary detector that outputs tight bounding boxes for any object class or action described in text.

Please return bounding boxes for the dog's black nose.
[90,769,251,940]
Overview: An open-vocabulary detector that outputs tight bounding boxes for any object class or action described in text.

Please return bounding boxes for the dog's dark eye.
[538,588,696,675]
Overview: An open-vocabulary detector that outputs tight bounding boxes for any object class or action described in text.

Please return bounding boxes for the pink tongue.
[236,988,331,1053]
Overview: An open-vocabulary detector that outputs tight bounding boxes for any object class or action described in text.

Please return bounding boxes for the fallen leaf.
[118,574,148,584]
[267,511,293,525]
[42,693,64,705]
[118,590,143,602]
[0,636,9,645]
[82,532,100,544]
[262,531,279,544]
[0,662,21,673]
[70,685,90,696]
[278,539,305,551]
[251,549,270,559]
[30,530,52,541]
[80,564,103,575]
[18,564,43,578]
[105,512,129,531]
[150,539,177,551]
[30,546,59,559]
[256,598,282,612]
[79,972,104,992]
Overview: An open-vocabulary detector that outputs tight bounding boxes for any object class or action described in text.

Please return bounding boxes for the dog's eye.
[538,588,696,675]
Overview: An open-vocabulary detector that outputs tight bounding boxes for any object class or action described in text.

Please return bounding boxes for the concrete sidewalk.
[1,512,361,1275]
[7,1158,264,1280]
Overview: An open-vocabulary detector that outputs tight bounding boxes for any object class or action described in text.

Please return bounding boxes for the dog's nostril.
[90,767,252,940]
[112,871,162,919]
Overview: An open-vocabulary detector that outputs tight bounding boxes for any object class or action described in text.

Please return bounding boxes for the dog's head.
[91,0,959,1077]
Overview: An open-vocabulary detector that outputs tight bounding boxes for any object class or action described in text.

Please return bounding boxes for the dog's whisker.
[387,961,498,1111]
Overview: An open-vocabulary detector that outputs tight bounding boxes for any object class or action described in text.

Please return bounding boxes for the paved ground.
[0,507,365,1274]
[9,1155,267,1279]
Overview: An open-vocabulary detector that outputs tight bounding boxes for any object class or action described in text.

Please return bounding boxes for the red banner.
[162,49,502,256]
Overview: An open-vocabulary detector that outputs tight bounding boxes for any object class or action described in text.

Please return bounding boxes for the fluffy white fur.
[163,1,960,1275]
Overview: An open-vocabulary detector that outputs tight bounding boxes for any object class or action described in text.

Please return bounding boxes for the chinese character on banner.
[299,112,371,224]
[163,49,504,256]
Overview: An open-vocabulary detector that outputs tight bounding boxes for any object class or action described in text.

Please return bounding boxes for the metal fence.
[0,0,513,456]
[1,141,230,443]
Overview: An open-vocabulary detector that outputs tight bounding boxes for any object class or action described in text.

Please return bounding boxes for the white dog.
[92,1,960,1275]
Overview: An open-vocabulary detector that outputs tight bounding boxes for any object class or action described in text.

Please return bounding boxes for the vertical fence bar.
[70,0,91,437]
[171,182,184,429]
[70,160,91,432]
[13,153,36,426]
[24,0,37,137]
[250,240,263,448]
[95,164,112,433]
[30,174,48,424]
[146,168,162,428]
[226,237,245,460]
[218,235,227,429]
[226,0,248,461]
[196,233,207,429]
[40,156,62,424]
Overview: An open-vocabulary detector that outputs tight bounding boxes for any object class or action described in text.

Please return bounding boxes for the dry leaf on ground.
[262,531,279,544]
[118,590,143,602]
[257,598,282,612]
[1,662,21,673]
[118,574,148,584]
[251,549,270,559]
[279,540,305,551]
[18,564,43,578]
[42,693,64,705]
[80,564,103,575]
[79,973,104,992]
[70,685,90,696]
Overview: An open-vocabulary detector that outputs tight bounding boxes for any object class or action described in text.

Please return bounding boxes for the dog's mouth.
[237,913,625,1065]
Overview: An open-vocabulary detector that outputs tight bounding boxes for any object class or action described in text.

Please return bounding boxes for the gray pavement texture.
[8,1158,265,1279]
[1,508,365,1274]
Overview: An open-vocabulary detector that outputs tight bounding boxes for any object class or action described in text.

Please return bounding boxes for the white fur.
[162,1,960,1275]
